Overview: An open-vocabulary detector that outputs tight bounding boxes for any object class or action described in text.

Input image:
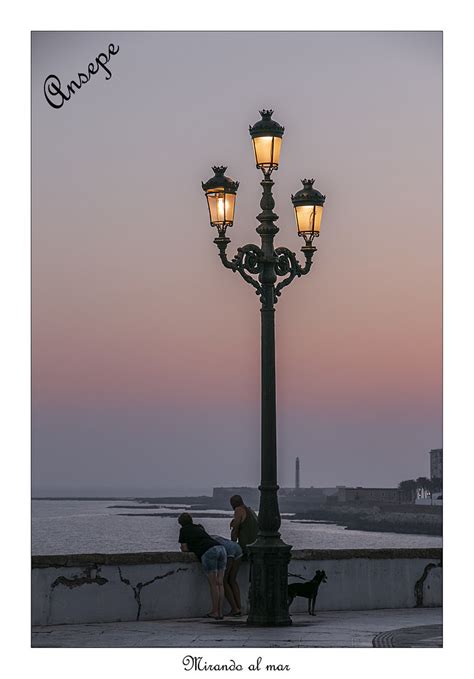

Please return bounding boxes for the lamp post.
[202,110,326,627]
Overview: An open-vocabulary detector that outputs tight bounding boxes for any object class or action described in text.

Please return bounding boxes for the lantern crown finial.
[202,166,239,194]
[249,109,285,138]
[291,178,326,206]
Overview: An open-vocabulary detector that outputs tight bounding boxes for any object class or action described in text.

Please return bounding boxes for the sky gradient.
[32,32,442,494]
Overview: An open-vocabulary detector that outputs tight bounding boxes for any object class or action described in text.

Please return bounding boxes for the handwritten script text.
[43,43,120,109]
[182,656,290,672]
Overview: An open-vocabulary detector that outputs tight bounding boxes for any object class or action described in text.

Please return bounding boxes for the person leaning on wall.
[178,513,227,620]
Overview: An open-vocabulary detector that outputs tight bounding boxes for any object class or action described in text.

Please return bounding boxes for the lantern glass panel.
[206,189,236,226]
[295,204,324,235]
[252,136,282,169]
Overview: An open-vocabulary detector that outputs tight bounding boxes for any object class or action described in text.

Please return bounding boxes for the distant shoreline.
[33,497,138,501]
[32,495,212,502]
[32,496,442,537]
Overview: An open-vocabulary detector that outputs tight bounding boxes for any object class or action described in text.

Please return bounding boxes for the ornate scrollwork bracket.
[214,238,316,302]
[274,246,317,301]
[214,238,264,296]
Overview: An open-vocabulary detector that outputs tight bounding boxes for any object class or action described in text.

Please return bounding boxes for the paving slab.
[372,623,442,648]
[31,607,442,648]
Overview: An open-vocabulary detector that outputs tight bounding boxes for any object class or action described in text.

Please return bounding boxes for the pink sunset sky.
[32,31,441,494]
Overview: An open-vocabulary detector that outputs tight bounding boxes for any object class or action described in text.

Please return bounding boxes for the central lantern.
[249,109,284,173]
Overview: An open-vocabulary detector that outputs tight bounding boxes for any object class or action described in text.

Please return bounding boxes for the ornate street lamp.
[202,109,327,627]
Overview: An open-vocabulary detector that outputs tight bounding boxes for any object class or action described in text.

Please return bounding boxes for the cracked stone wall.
[32,549,442,626]
[32,561,212,626]
[287,556,442,614]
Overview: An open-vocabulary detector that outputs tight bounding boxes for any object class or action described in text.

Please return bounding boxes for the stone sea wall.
[32,548,442,626]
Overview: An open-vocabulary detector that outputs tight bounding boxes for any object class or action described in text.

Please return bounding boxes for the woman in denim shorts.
[178,513,227,619]
[212,535,243,616]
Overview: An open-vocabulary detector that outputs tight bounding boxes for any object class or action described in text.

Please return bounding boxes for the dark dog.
[288,570,328,615]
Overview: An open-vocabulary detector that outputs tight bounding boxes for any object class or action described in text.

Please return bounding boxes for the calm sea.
[31,500,442,555]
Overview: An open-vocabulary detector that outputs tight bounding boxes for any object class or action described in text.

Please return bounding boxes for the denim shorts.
[201,545,227,573]
[210,536,243,560]
[225,541,243,560]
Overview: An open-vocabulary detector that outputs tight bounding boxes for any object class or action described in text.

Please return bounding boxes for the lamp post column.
[246,174,292,627]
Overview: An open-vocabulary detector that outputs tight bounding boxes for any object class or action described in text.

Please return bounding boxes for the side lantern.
[291,179,326,245]
[202,166,239,238]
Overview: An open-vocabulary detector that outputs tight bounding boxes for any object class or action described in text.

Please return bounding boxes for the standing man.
[178,513,227,620]
[229,494,258,558]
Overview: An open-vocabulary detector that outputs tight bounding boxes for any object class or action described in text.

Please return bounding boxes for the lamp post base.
[246,538,292,627]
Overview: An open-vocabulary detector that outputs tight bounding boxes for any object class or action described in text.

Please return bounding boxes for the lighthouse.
[295,457,300,490]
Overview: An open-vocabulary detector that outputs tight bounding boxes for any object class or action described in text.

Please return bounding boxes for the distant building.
[429,448,443,480]
[336,487,401,504]
[295,457,300,490]
[212,486,338,508]
[279,487,337,498]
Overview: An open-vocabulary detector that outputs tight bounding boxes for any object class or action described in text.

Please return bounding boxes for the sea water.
[32,500,442,555]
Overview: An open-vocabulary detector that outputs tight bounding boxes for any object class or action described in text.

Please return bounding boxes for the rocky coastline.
[292,505,442,537]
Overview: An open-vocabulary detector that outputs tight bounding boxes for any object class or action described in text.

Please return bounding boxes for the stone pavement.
[372,623,442,647]
[32,607,442,648]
